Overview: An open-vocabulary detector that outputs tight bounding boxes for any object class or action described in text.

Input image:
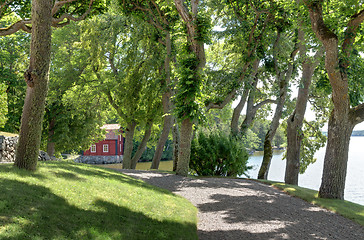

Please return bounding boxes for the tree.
[13,0,54,170]
[173,0,207,176]
[258,27,299,180]
[0,0,104,170]
[239,61,277,136]
[284,13,324,184]
[82,14,163,169]
[0,15,29,133]
[205,0,276,130]
[119,0,178,170]
[302,0,364,199]
[43,22,107,157]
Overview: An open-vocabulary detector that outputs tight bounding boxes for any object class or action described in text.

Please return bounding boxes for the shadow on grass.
[42,162,176,197]
[0,178,197,240]
[0,164,48,180]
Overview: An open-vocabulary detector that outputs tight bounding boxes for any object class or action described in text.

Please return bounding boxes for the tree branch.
[253,99,277,111]
[52,0,80,15]
[302,0,337,42]
[341,9,364,67]
[205,59,260,111]
[52,0,94,27]
[174,0,192,23]
[0,0,14,17]
[205,91,236,111]
[0,19,31,36]
[0,0,95,35]
[350,103,364,126]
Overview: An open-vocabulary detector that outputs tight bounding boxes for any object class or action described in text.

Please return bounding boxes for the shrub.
[189,131,250,177]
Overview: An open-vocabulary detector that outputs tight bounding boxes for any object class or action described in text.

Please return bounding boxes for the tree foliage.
[42,22,107,155]
[0,14,29,133]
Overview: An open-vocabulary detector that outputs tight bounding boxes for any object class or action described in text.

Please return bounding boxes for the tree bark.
[285,111,303,185]
[319,111,353,199]
[151,32,173,169]
[176,118,193,176]
[258,133,273,179]
[122,121,136,169]
[131,121,153,169]
[14,0,53,170]
[303,0,364,199]
[172,117,180,172]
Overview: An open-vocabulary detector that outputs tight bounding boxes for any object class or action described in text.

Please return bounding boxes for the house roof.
[101,124,120,140]
[101,124,120,130]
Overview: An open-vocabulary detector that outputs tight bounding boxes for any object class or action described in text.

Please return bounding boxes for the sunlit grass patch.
[0,161,197,239]
[258,180,364,226]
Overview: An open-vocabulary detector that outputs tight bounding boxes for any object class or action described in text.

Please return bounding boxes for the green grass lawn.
[0,161,198,240]
[258,180,364,226]
[97,160,174,172]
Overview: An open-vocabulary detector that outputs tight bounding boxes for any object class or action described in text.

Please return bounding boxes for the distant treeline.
[323,131,364,136]
[351,131,364,136]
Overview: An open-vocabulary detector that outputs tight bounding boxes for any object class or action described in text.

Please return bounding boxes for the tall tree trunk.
[174,0,205,176]
[303,0,364,199]
[122,121,137,169]
[258,133,273,179]
[258,30,298,180]
[285,30,323,185]
[319,111,353,199]
[131,121,153,169]
[14,0,53,170]
[172,117,180,172]
[47,117,56,157]
[176,118,193,176]
[151,32,172,169]
[285,112,302,185]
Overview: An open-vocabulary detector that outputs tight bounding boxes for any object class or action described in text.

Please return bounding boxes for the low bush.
[189,131,250,177]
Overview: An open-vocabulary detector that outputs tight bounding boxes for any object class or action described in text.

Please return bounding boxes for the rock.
[38,151,51,161]
[75,155,123,164]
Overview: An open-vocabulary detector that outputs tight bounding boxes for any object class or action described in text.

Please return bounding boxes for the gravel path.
[117,170,364,240]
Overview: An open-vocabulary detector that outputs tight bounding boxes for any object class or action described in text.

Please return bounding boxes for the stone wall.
[0,136,19,163]
[75,155,123,165]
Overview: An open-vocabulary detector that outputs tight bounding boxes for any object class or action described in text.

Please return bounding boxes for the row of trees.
[0,0,363,200]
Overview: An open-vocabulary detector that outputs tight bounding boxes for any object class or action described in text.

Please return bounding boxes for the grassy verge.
[97,160,174,172]
[258,180,364,226]
[0,161,198,240]
[0,131,18,137]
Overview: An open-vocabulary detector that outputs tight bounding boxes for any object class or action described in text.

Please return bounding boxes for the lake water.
[246,137,364,206]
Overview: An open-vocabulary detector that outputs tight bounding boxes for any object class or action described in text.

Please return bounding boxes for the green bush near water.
[189,131,250,177]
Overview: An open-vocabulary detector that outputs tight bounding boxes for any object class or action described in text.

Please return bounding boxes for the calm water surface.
[246,137,364,206]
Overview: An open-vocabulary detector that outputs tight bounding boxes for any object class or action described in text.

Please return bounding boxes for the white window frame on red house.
[91,144,96,153]
[103,144,109,153]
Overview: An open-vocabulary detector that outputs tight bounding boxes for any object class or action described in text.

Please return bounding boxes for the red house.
[83,124,124,157]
